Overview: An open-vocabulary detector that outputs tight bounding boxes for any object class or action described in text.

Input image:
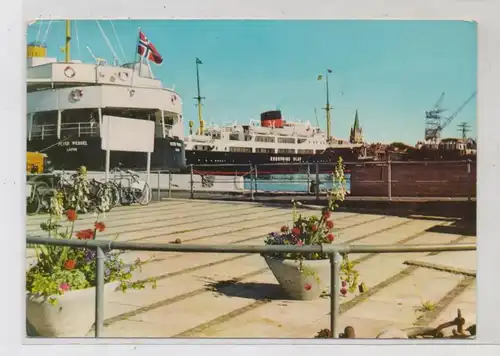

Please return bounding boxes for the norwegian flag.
[137,31,163,65]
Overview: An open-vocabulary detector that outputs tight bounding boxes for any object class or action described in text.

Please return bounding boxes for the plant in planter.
[26,184,156,337]
[263,157,363,301]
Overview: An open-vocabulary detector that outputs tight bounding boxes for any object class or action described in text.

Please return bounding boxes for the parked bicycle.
[109,165,152,206]
[26,173,59,215]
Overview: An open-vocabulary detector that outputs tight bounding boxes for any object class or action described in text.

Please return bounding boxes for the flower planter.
[264,256,331,301]
[26,282,119,337]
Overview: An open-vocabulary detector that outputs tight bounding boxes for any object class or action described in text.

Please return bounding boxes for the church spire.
[353,110,360,130]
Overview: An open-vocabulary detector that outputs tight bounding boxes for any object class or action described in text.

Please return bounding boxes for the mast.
[194,57,205,134]
[65,20,71,63]
[324,69,332,141]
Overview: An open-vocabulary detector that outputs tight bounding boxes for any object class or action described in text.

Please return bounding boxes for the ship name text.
[270,156,302,163]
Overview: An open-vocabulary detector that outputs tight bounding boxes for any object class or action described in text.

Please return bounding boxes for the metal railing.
[26,236,476,338]
[26,158,476,207]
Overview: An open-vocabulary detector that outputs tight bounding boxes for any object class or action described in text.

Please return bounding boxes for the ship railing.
[30,124,57,139]
[25,235,476,338]
[30,122,100,139]
[60,122,100,137]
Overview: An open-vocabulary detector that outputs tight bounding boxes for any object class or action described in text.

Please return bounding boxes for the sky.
[27,20,477,144]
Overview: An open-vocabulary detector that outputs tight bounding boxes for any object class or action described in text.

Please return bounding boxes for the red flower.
[327,233,335,242]
[280,225,288,233]
[304,283,312,291]
[341,280,347,287]
[64,259,76,270]
[323,210,331,219]
[292,227,302,236]
[311,225,318,232]
[76,229,95,240]
[326,220,334,229]
[340,287,348,296]
[66,209,77,222]
[59,283,71,292]
[94,222,106,232]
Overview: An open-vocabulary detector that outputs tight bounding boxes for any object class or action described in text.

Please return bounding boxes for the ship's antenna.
[86,46,99,63]
[194,57,206,135]
[314,108,320,127]
[95,20,121,64]
[64,20,71,63]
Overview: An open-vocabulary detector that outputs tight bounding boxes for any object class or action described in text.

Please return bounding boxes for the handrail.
[26,235,476,338]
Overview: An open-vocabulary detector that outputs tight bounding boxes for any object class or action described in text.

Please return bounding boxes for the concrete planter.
[264,256,331,300]
[26,282,119,337]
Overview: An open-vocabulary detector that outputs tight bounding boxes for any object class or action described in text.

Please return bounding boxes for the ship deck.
[26,199,476,338]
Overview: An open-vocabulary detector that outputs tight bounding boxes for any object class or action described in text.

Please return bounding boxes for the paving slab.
[25,199,476,339]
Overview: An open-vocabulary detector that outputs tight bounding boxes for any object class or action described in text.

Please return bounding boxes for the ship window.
[255,136,275,143]
[278,137,295,144]
[256,148,274,153]
[229,147,252,153]
[278,149,295,154]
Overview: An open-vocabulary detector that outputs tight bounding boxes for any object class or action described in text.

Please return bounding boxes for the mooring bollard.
[95,246,105,338]
[190,165,194,199]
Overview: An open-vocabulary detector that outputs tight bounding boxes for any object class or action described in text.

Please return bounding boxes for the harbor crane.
[424,91,476,142]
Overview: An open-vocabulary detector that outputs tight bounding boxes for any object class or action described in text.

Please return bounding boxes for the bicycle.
[26,181,41,216]
[109,166,152,206]
[87,178,116,213]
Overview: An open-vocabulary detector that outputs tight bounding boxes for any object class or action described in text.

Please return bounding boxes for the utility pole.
[457,121,471,140]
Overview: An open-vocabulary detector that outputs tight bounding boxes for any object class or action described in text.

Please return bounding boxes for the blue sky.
[27,20,477,144]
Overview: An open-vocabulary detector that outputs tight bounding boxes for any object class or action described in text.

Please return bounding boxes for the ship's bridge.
[26,42,184,141]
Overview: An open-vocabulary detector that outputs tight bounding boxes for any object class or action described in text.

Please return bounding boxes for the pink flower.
[296,240,303,246]
[304,283,312,291]
[59,283,70,292]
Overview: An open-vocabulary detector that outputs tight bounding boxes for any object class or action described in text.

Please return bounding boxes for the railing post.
[157,171,161,201]
[94,246,105,338]
[387,158,392,201]
[306,163,311,194]
[249,164,254,201]
[41,125,45,140]
[168,171,172,199]
[254,164,258,194]
[315,162,320,200]
[330,252,342,339]
[466,159,471,201]
[78,122,81,137]
[190,164,194,199]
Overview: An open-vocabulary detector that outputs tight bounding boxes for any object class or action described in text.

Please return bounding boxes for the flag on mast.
[137,30,163,65]
[196,57,202,64]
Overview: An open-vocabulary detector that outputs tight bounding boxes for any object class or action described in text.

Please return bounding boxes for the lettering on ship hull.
[269,156,302,163]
